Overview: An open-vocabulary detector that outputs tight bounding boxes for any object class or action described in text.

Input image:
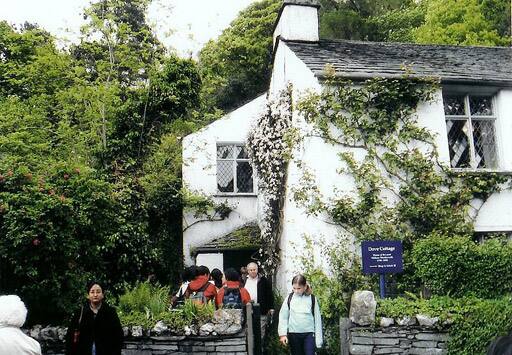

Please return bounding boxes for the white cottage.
[183,0,512,292]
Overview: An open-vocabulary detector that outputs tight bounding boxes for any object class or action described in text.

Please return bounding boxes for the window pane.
[443,96,465,115]
[446,119,471,168]
[237,146,250,159]
[217,160,234,192]
[236,161,254,193]
[472,120,497,168]
[469,96,493,116]
[217,145,235,159]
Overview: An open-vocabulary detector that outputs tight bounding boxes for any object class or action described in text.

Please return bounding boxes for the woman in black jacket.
[65,281,123,355]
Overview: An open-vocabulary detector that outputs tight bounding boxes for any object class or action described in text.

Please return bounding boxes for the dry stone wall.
[349,326,448,355]
[28,326,247,355]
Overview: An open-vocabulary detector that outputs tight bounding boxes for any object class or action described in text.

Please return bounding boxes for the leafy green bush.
[412,236,512,298]
[117,282,215,332]
[378,296,512,355]
[117,281,170,318]
[0,165,114,323]
[0,165,169,324]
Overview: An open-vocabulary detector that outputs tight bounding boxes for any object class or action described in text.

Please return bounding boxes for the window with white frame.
[443,94,498,169]
[216,144,254,194]
[474,231,512,244]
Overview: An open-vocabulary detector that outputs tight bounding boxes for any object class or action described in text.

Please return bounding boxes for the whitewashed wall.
[268,41,512,293]
[182,95,266,265]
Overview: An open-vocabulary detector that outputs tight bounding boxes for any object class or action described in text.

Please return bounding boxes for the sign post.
[361,240,403,298]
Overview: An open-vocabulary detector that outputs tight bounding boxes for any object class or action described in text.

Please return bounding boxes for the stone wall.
[32,308,249,354]
[348,326,449,355]
[38,332,247,355]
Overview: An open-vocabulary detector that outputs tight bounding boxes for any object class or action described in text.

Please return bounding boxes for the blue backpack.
[222,287,243,309]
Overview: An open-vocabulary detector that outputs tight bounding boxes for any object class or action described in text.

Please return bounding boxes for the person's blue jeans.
[288,332,315,355]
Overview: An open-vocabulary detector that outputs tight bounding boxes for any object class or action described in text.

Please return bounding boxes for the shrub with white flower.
[246,86,293,274]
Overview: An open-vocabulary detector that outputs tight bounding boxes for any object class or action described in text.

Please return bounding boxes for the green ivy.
[295,74,511,291]
[290,74,512,354]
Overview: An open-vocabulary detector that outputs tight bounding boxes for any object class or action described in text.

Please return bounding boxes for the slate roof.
[284,39,512,85]
[194,224,261,254]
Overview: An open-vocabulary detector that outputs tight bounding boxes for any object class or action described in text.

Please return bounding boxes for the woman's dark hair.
[210,268,223,288]
[224,268,240,282]
[197,265,210,276]
[86,280,105,294]
[291,274,307,286]
[181,266,195,283]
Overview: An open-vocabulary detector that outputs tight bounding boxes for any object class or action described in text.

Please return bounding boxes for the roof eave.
[314,72,512,87]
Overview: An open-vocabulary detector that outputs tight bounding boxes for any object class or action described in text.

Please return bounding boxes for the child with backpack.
[185,265,217,305]
[215,268,251,309]
[278,274,323,355]
[171,266,195,308]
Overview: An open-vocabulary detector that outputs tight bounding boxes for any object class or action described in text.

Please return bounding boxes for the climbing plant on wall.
[294,71,510,292]
[247,86,293,275]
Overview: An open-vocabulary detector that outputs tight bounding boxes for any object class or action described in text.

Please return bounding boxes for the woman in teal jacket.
[278,274,323,354]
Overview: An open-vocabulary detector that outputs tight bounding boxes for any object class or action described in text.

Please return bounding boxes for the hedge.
[412,235,512,298]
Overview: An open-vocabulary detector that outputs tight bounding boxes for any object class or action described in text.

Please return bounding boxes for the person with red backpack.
[185,265,217,304]
[216,268,251,309]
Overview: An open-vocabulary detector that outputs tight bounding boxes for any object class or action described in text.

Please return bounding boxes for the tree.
[198,0,281,111]
[366,3,427,42]
[413,0,510,46]
[0,2,202,324]
[319,0,416,40]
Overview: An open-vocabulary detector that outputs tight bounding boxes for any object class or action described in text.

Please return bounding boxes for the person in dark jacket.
[487,333,512,355]
[245,262,274,338]
[245,262,274,315]
[65,281,123,355]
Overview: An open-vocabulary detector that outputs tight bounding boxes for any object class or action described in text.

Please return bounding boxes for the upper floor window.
[474,231,512,244]
[444,94,498,169]
[217,144,254,194]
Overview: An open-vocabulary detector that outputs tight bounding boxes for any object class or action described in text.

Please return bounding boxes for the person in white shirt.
[245,262,274,339]
[0,295,42,355]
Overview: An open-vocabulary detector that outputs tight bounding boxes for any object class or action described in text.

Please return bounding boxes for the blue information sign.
[361,240,403,274]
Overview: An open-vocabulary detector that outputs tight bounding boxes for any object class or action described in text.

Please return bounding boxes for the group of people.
[172,263,273,314]
[0,263,325,355]
[171,262,323,354]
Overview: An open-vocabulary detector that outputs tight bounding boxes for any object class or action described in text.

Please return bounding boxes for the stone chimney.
[273,0,320,46]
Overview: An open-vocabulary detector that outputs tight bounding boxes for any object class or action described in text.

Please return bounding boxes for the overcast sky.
[0,0,256,57]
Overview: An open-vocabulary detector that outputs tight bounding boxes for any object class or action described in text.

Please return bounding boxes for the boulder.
[40,326,58,340]
[380,317,394,327]
[57,327,67,341]
[152,321,168,335]
[199,322,215,336]
[349,291,376,326]
[397,316,417,326]
[131,326,143,337]
[416,314,439,327]
[211,309,243,335]
[30,325,42,340]
[122,326,130,337]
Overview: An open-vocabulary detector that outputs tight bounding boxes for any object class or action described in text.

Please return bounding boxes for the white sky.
[0,0,256,57]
